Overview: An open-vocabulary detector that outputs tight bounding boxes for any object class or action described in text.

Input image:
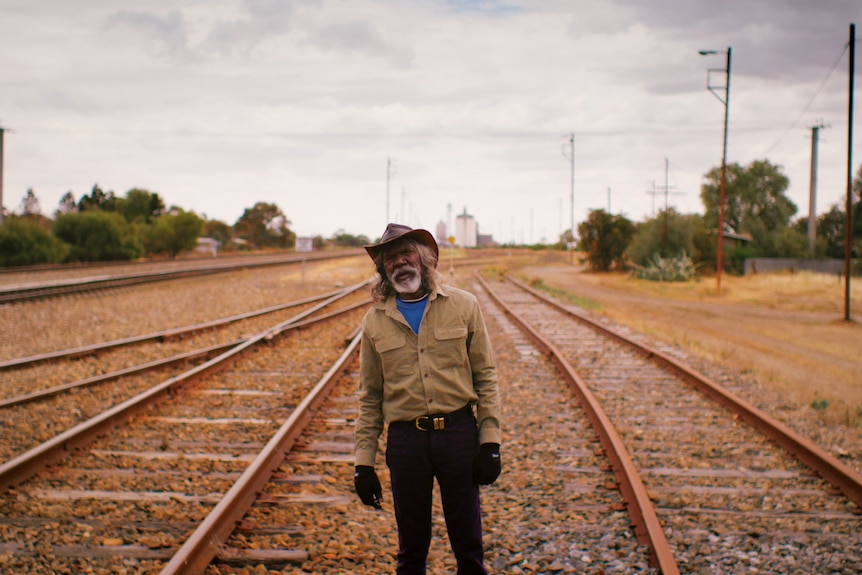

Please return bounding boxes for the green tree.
[56,191,78,216]
[701,159,796,248]
[203,218,233,247]
[77,183,117,212]
[331,229,370,247]
[625,209,701,267]
[53,211,143,262]
[791,166,862,261]
[814,207,844,258]
[19,188,41,217]
[0,216,69,266]
[17,188,53,230]
[142,211,203,258]
[851,165,862,261]
[118,188,165,223]
[234,202,295,249]
[576,209,635,271]
[558,228,576,250]
[764,227,810,258]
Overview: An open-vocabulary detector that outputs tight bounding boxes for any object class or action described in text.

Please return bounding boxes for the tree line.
[0,185,371,267]
[573,159,862,278]
[3,159,860,274]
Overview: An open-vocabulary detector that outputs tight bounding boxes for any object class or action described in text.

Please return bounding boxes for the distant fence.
[744,258,847,276]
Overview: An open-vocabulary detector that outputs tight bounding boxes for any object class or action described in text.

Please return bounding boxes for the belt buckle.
[415,416,445,431]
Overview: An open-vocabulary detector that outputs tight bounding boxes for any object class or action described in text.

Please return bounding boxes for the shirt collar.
[374,283,448,310]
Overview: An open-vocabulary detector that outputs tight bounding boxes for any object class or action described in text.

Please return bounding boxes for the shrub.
[53,211,143,262]
[141,211,203,257]
[0,217,69,266]
[633,252,697,282]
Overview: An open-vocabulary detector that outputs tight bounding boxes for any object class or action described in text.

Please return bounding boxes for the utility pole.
[699,46,732,290]
[385,157,397,226]
[570,133,574,252]
[558,198,563,240]
[808,121,829,256]
[647,159,683,251]
[844,23,855,322]
[561,133,575,259]
[660,157,683,251]
[647,180,657,215]
[0,126,5,223]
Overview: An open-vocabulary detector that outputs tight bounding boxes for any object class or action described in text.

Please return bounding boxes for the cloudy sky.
[1,0,860,243]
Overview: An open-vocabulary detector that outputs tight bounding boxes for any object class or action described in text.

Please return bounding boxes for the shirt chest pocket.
[434,326,468,369]
[375,335,414,379]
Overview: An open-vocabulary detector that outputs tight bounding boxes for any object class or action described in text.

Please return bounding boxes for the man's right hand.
[354,465,382,509]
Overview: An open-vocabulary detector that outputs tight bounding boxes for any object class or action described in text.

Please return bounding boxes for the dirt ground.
[502,253,862,430]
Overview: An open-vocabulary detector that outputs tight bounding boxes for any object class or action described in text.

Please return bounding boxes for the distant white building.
[436,220,449,246]
[195,237,220,256]
[455,207,477,248]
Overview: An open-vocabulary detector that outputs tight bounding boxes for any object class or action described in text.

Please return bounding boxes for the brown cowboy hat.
[364,223,439,263]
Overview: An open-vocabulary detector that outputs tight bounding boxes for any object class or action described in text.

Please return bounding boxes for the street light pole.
[561,133,575,261]
[700,47,732,290]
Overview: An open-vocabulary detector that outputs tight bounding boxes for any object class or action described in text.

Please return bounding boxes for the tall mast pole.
[844,23,855,322]
[0,127,5,223]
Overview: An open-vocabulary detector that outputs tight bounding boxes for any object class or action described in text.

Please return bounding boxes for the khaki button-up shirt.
[355,284,502,467]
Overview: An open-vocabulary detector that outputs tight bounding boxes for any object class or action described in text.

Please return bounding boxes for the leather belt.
[392,405,474,432]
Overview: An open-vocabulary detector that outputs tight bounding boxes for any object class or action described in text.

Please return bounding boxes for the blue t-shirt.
[397,295,429,334]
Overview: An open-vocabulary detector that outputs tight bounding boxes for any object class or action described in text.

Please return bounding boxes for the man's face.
[383,241,423,297]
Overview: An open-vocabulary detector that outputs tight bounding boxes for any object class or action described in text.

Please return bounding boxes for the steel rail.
[0,251,362,304]
[0,297,372,409]
[476,273,680,574]
[159,330,361,574]
[0,286,349,370]
[503,273,862,510]
[0,341,237,409]
[0,285,371,492]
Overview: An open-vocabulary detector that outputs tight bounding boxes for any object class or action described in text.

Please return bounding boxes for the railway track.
[0,282,369,573]
[0,282,372,464]
[478,272,862,574]
[0,251,361,304]
[3,257,859,573]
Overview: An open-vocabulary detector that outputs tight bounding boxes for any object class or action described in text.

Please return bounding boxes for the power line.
[760,41,848,157]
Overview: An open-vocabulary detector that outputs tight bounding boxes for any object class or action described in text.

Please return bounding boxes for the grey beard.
[392,272,421,295]
[389,265,422,295]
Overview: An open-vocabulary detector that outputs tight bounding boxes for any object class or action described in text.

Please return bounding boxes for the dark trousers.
[386,417,487,575]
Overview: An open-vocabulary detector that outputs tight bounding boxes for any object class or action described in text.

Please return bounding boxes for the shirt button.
[423,373,429,378]
[428,398,434,403]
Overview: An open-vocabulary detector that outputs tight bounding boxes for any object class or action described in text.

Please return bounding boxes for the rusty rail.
[0,251,362,304]
[504,273,862,510]
[477,273,680,574]
[0,288,349,370]
[0,285,371,492]
[159,330,361,574]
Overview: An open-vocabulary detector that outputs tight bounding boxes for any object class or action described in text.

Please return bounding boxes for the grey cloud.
[444,0,522,16]
[103,9,197,61]
[201,0,301,55]
[200,0,411,66]
[607,0,860,79]
[304,19,414,68]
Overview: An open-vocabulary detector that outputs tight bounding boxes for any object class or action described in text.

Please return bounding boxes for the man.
[354,223,502,575]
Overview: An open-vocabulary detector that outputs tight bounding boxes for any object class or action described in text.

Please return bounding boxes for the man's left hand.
[473,443,501,485]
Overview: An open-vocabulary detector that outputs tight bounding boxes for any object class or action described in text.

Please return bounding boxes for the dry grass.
[510,253,862,429]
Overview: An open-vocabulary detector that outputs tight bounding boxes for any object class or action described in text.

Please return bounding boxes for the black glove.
[473,443,501,485]
[354,465,382,509]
